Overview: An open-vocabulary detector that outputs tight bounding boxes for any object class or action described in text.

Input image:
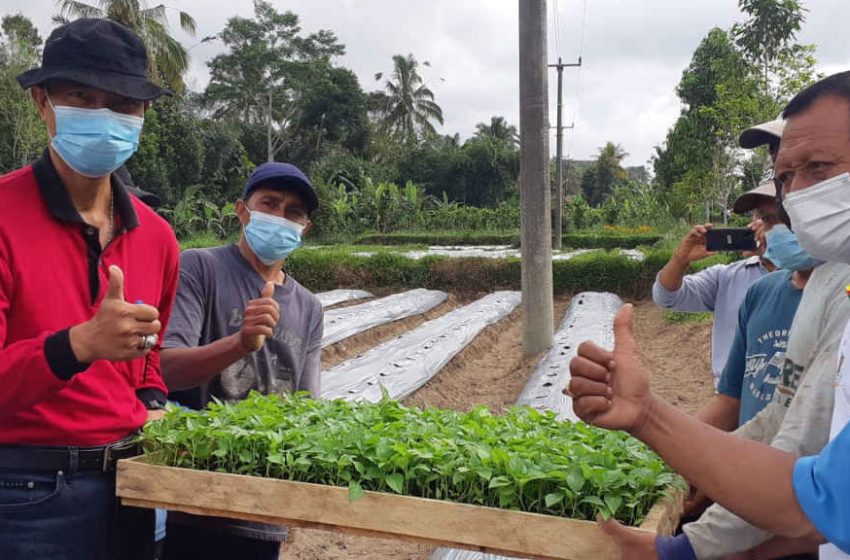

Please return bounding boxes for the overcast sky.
[5,0,850,167]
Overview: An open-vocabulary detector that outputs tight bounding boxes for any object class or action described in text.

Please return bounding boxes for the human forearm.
[694,394,740,431]
[635,395,817,540]
[0,331,80,420]
[746,536,819,560]
[160,334,251,391]
[658,255,691,292]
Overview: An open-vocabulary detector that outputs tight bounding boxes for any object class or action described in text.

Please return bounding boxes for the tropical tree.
[372,54,444,144]
[0,15,46,170]
[581,142,628,206]
[474,116,519,149]
[203,1,347,163]
[54,0,197,93]
[732,0,807,98]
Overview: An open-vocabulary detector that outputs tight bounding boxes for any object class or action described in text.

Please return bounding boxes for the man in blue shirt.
[715,268,806,427]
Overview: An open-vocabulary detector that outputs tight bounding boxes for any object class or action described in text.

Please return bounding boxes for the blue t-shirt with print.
[717,269,803,426]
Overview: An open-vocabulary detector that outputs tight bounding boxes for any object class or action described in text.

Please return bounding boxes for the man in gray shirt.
[161,162,324,560]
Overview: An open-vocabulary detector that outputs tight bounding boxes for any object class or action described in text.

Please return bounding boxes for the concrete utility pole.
[519,0,554,357]
[549,57,581,249]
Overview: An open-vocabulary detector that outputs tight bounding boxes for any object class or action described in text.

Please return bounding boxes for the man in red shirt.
[0,18,179,559]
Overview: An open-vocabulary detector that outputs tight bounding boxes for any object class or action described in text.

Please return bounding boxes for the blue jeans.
[0,467,153,559]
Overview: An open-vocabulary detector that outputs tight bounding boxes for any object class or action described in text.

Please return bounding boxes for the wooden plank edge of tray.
[118,455,679,560]
[638,482,685,536]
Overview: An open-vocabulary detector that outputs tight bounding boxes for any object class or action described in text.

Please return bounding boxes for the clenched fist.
[69,266,162,363]
[240,281,280,352]
[567,304,653,434]
[673,223,716,265]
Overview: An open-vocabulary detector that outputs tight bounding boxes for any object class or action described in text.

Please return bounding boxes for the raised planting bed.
[119,394,683,560]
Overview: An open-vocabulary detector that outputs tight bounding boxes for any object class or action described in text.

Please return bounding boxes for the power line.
[551,0,561,58]
[567,0,590,162]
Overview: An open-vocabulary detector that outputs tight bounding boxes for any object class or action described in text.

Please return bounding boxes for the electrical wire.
[567,0,589,159]
[551,0,562,58]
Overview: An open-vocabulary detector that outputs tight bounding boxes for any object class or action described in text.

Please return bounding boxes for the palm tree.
[373,54,443,143]
[53,0,196,93]
[474,116,519,148]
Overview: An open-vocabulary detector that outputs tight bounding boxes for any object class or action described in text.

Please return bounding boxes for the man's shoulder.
[724,255,763,272]
[179,244,237,278]
[131,198,177,245]
[0,166,37,204]
[749,269,793,292]
[811,261,850,290]
[286,277,323,312]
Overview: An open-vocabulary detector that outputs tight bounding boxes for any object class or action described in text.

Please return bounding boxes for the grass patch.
[662,311,714,324]
[356,231,519,246]
[179,232,234,251]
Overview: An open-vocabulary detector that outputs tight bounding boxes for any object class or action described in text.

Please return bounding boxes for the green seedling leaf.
[385,473,405,494]
[348,481,365,502]
[604,494,623,517]
[544,493,564,508]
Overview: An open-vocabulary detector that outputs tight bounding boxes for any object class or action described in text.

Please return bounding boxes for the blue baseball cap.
[242,162,319,213]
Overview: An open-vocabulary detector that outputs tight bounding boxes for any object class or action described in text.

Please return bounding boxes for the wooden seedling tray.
[117,455,682,560]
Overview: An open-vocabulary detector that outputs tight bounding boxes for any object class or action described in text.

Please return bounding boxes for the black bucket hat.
[16,18,170,101]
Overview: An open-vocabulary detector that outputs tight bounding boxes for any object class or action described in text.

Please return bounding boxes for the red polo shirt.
[0,152,178,446]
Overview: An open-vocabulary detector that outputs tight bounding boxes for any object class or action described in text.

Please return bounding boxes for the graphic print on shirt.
[218,307,299,400]
[773,358,806,408]
[743,329,789,404]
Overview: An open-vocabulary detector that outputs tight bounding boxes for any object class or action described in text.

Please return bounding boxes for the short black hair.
[783,71,850,121]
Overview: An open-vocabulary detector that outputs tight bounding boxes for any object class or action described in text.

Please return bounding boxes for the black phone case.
[705,229,756,252]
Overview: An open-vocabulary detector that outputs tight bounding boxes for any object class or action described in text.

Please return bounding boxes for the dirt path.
[284,297,714,559]
[628,300,714,414]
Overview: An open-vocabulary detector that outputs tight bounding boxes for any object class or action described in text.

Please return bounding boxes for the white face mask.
[783,172,850,264]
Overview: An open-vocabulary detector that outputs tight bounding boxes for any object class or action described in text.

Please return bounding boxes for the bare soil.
[284,297,714,559]
[628,300,715,414]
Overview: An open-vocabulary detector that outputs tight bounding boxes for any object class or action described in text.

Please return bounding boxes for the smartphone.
[705,228,757,252]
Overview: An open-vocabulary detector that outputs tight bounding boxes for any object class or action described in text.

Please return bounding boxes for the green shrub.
[285,247,673,298]
[561,232,663,250]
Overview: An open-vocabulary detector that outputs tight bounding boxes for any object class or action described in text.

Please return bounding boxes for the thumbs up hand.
[566,304,652,434]
[240,281,280,352]
[69,266,162,363]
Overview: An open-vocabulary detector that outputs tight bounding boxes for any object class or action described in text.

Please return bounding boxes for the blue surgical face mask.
[244,211,304,265]
[764,224,824,271]
[48,96,143,178]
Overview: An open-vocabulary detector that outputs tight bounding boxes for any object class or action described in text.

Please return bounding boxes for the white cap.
[739,117,785,150]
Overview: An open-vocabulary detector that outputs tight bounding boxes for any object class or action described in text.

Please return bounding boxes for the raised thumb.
[613,304,637,355]
[105,265,125,301]
[261,281,275,299]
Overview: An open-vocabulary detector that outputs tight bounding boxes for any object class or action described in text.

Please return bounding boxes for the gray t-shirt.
[163,243,323,542]
[165,243,323,409]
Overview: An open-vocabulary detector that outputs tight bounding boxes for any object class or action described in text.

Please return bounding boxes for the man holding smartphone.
[652,190,779,388]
